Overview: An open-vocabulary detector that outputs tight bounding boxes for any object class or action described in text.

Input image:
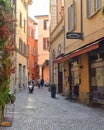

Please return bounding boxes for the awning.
[54,42,99,63]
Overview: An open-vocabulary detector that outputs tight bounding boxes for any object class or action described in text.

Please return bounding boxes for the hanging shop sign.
[66,32,83,39]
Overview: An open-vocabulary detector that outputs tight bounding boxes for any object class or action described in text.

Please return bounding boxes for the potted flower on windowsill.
[50,83,56,98]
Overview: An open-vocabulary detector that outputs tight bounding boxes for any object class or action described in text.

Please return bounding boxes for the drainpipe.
[14,0,17,89]
[56,0,58,24]
[80,0,83,40]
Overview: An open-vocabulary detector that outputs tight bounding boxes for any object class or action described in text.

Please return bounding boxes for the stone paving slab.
[0,87,104,130]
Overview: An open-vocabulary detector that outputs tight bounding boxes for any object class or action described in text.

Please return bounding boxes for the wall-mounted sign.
[66,32,83,39]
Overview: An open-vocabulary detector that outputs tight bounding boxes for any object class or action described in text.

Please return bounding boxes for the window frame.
[31,29,34,39]
[43,38,49,50]
[20,12,22,27]
[86,0,101,18]
[43,19,49,30]
[68,3,75,32]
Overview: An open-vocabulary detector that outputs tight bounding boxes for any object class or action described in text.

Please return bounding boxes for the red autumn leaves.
[0,6,16,80]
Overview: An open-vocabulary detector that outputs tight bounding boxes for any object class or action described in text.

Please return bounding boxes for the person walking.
[37,78,41,88]
[41,78,44,88]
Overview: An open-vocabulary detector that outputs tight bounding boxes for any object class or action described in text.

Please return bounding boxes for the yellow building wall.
[43,65,49,82]
[50,19,64,85]
[16,53,27,81]
[64,0,104,54]
[50,0,57,32]
[64,0,104,104]
[79,54,90,104]
[54,64,58,91]
[15,0,28,90]
[16,1,27,45]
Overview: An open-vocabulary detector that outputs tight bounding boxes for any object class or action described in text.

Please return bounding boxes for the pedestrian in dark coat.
[41,78,44,87]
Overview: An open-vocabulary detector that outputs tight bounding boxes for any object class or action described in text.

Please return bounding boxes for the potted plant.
[8,91,16,104]
[0,87,10,122]
[0,0,16,123]
[50,83,56,98]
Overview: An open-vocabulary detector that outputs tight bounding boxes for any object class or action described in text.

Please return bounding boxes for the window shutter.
[72,4,75,31]
[26,45,29,56]
[68,7,70,31]
[86,0,90,18]
[68,4,75,32]
[86,0,101,18]
[96,0,101,11]
[44,20,46,30]
[31,30,34,39]
[43,38,45,50]
[20,13,22,27]
[24,19,25,32]
[47,38,49,50]
[28,28,30,37]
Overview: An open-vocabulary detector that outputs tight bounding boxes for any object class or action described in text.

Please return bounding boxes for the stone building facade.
[50,0,64,93]
[11,0,32,91]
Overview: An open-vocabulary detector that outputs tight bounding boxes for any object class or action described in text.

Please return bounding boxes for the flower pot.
[0,121,12,127]
[50,83,56,98]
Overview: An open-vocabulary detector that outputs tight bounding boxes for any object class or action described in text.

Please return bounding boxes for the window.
[43,38,49,50]
[23,42,26,54]
[52,49,56,59]
[26,45,29,56]
[19,39,25,54]
[28,59,30,68]
[22,42,24,54]
[24,19,25,32]
[58,44,62,55]
[86,0,101,18]
[43,20,49,30]
[68,3,75,32]
[31,30,34,39]
[33,48,37,56]
[19,38,22,52]
[20,12,22,27]
[28,27,30,37]
[32,47,35,56]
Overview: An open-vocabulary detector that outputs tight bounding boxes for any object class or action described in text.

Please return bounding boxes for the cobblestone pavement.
[1,87,104,130]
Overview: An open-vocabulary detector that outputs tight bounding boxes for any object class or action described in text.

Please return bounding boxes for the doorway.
[58,63,63,93]
[69,59,79,99]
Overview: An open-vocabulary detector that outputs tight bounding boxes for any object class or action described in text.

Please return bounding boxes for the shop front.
[69,58,80,99]
[55,38,104,104]
[89,41,104,104]
[58,63,63,93]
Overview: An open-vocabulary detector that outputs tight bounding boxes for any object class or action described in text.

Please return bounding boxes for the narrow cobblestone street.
[1,87,104,130]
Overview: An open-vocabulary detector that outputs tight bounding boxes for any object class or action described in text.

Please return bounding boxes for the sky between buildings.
[28,0,49,20]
